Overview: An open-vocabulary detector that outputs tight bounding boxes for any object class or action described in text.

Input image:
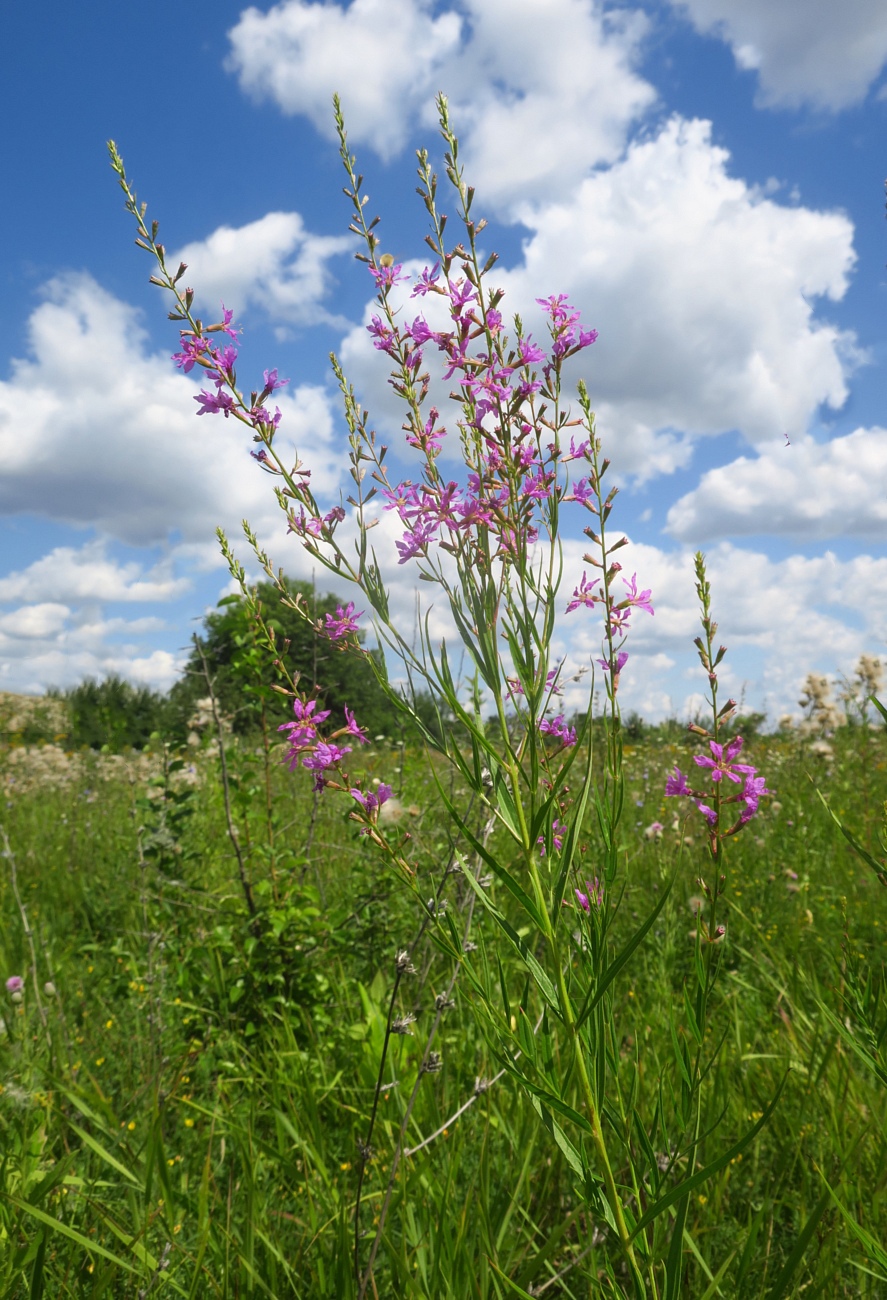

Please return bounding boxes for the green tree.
[168,578,419,743]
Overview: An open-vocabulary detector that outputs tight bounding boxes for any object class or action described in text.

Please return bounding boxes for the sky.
[0,0,885,724]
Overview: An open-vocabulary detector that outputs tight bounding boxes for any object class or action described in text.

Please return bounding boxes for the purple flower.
[367,314,397,354]
[693,736,756,785]
[737,772,773,826]
[539,715,577,747]
[218,304,238,342]
[665,767,692,798]
[370,261,407,292]
[538,819,567,856]
[575,878,603,912]
[262,368,289,393]
[597,651,629,675]
[517,337,546,366]
[351,783,392,817]
[343,707,369,744]
[395,520,437,564]
[194,389,235,417]
[302,741,351,773]
[324,602,363,640]
[172,334,209,372]
[621,573,654,617]
[566,572,600,613]
[566,478,595,505]
[5,975,23,994]
[412,264,441,296]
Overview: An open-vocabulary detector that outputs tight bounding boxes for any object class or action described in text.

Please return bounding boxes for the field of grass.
[1,718,885,1297]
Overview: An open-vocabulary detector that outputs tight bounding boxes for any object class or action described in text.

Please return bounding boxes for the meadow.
[1,704,885,1297]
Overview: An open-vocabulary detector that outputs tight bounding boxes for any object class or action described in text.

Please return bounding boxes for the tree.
[168,578,409,743]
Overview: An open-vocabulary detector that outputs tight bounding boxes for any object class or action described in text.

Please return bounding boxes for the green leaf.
[814,786,887,884]
[630,1075,786,1241]
[527,1095,584,1177]
[765,1184,832,1298]
[577,877,673,1028]
[459,862,561,1013]
[4,1197,138,1273]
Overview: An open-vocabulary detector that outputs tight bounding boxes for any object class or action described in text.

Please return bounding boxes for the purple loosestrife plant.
[109,98,777,1297]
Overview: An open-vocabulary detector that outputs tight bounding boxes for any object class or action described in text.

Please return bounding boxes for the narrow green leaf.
[631,1075,786,1241]
[765,1185,832,1298]
[577,878,673,1028]
[4,1197,138,1273]
[459,863,561,1012]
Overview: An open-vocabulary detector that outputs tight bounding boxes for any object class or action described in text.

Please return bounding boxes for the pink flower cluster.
[665,735,772,832]
[278,698,368,791]
[366,265,598,568]
[172,308,289,434]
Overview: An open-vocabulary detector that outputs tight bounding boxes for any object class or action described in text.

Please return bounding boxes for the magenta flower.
[171,334,209,372]
[342,706,369,744]
[194,389,235,417]
[575,878,603,912]
[693,736,756,785]
[5,975,23,994]
[621,574,654,617]
[665,767,692,797]
[303,741,351,775]
[262,368,289,393]
[351,783,393,816]
[539,715,577,747]
[411,264,441,296]
[737,772,773,826]
[597,651,629,675]
[324,602,363,640]
[370,261,407,292]
[538,819,567,856]
[566,571,600,613]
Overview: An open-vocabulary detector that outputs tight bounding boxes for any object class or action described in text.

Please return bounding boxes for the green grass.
[0,724,885,1297]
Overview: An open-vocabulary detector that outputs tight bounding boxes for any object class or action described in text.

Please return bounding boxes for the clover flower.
[5,976,23,994]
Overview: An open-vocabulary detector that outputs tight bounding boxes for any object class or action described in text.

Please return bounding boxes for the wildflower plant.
[108,97,781,1296]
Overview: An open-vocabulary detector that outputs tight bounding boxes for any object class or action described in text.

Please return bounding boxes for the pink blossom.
[693,736,756,785]
[324,602,363,640]
[566,572,599,613]
[343,707,369,744]
[621,573,654,617]
[539,715,577,747]
[5,975,23,994]
[575,878,603,912]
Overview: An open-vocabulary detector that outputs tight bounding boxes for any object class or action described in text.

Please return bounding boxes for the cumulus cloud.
[226,0,656,208]
[0,540,191,605]
[0,274,345,548]
[669,0,887,110]
[666,428,887,541]
[174,212,351,328]
[337,117,858,476]
[555,537,887,722]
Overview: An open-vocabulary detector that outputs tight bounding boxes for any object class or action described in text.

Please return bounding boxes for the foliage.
[0,727,886,1296]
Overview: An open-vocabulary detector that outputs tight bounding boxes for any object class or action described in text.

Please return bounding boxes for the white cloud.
[174,212,351,328]
[0,540,190,605]
[0,603,70,639]
[0,274,345,548]
[336,117,857,475]
[666,427,887,541]
[555,537,887,722]
[669,0,887,110]
[226,0,656,208]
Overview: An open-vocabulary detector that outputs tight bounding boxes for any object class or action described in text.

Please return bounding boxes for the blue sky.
[1,0,885,723]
